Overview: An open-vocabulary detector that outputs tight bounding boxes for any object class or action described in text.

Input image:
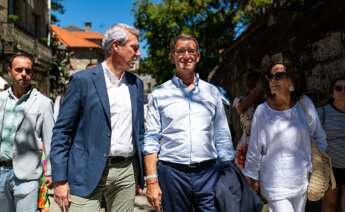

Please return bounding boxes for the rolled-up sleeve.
[143,94,161,155]
[214,91,235,162]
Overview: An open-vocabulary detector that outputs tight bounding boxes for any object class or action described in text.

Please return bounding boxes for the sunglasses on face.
[334,85,345,92]
[174,48,198,56]
[14,67,33,74]
[265,71,288,81]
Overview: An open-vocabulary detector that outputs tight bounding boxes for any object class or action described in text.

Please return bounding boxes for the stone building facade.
[0,0,52,93]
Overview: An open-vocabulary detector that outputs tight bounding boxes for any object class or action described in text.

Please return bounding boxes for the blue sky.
[54,0,155,57]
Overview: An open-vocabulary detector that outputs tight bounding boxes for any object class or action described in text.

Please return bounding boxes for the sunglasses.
[265,72,288,81]
[334,85,345,92]
[14,67,33,74]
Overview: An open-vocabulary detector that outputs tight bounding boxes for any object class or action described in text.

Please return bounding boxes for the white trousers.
[268,192,307,212]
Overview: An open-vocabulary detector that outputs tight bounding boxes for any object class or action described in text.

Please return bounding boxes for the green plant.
[7,15,19,23]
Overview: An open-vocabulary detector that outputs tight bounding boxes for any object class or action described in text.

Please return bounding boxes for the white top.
[243,95,327,201]
[102,62,134,157]
[53,95,62,121]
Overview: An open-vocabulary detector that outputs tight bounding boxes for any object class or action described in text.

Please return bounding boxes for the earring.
[289,85,295,92]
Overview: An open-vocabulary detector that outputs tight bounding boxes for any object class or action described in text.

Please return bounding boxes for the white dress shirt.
[102,62,134,157]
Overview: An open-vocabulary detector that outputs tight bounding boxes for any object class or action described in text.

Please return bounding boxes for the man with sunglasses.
[144,34,235,212]
[0,53,54,211]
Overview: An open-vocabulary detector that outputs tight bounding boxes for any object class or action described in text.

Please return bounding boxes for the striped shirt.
[318,104,345,169]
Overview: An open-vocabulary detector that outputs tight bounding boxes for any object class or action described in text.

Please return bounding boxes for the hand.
[54,181,70,211]
[235,144,248,169]
[245,176,260,192]
[136,185,144,195]
[146,181,162,212]
[45,176,53,189]
[232,97,241,108]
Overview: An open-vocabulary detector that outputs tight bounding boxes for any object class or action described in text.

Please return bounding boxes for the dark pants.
[158,160,219,212]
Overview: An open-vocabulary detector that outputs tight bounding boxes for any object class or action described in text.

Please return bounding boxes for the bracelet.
[144,174,158,180]
[146,178,158,185]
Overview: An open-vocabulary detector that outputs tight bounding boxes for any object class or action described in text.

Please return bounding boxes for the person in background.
[320,76,345,212]
[243,58,327,212]
[0,53,54,212]
[144,34,235,212]
[233,71,264,114]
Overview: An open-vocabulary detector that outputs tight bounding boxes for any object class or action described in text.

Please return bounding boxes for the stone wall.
[69,48,103,71]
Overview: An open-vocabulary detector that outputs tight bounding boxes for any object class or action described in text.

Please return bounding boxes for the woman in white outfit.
[243,59,327,212]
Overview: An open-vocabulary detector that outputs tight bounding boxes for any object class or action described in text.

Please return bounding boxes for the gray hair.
[102,23,140,55]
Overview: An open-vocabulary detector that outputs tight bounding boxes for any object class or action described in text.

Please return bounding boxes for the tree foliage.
[51,0,65,24]
[134,0,273,84]
[49,0,68,97]
[49,37,69,97]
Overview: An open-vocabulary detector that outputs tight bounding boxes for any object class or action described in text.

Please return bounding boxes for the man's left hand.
[45,176,53,189]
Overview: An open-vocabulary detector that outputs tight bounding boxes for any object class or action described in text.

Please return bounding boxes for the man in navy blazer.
[51,23,144,212]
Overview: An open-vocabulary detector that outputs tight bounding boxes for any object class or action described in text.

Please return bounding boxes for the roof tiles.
[51,25,103,48]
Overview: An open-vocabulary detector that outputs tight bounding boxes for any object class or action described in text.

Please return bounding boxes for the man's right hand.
[146,181,162,212]
[54,181,70,211]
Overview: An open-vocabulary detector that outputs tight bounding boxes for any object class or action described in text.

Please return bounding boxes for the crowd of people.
[0,22,344,212]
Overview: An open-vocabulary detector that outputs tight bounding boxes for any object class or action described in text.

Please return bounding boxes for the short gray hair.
[102,23,140,55]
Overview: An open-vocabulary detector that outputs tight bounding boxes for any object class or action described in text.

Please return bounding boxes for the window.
[33,13,41,37]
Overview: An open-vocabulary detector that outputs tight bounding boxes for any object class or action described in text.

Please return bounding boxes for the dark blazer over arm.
[51,65,145,197]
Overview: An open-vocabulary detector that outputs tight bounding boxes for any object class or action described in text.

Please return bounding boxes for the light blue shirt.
[0,88,31,161]
[143,75,235,164]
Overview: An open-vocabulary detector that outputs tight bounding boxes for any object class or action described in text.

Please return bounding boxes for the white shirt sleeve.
[301,95,327,151]
[243,105,264,180]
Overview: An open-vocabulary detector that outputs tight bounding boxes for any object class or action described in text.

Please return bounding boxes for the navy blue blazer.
[216,162,263,212]
[51,64,145,197]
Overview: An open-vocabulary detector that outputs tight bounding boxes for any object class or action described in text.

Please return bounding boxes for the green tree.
[49,0,68,98]
[134,0,272,84]
[49,38,69,97]
[51,0,65,24]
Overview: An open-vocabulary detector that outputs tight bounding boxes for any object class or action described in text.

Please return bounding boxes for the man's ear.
[112,40,120,51]
[195,52,201,63]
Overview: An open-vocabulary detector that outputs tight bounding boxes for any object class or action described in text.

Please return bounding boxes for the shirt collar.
[172,73,199,89]
[8,86,33,102]
[102,61,126,86]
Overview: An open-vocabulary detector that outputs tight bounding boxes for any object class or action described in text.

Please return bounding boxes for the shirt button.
[107,133,111,137]
[103,153,108,157]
